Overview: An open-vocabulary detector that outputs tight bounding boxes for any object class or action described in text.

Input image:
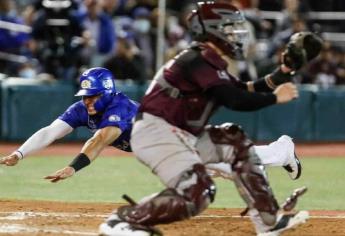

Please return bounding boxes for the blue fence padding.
[116,81,143,102]
[210,107,258,139]
[1,83,75,141]
[1,82,345,142]
[256,88,315,141]
[74,126,92,141]
[314,88,345,141]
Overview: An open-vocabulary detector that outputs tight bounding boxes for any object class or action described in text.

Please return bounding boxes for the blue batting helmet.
[75,67,116,97]
[75,67,116,113]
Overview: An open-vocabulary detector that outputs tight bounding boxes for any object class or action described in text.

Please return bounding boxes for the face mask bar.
[221,23,249,46]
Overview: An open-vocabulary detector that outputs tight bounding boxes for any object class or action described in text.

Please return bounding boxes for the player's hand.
[44,166,76,183]
[0,154,20,166]
[273,82,299,104]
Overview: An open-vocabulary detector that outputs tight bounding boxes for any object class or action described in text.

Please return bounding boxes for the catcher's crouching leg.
[118,163,216,226]
[207,123,279,226]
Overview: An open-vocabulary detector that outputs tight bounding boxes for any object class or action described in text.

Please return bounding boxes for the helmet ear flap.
[94,91,113,113]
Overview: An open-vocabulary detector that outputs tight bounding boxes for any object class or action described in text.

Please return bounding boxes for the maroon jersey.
[139,43,240,135]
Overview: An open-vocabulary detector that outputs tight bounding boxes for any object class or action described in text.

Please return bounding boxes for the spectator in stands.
[30,0,86,81]
[110,0,132,16]
[234,0,274,39]
[335,49,345,85]
[303,43,338,87]
[129,0,156,14]
[22,0,81,26]
[0,0,31,76]
[101,0,119,16]
[164,13,189,61]
[276,0,310,33]
[132,6,154,77]
[17,62,37,79]
[103,35,147,83]
[78,0,116,67]
[268,16,308,57]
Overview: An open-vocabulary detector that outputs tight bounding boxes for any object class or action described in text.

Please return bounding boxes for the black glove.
[283,32,323,71]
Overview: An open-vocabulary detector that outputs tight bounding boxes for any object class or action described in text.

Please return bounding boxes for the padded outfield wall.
[1,80,344,142]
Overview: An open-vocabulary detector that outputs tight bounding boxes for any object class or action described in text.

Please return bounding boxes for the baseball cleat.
[257,210,309,236]
[279,135,302,180]
[99,213,161,236]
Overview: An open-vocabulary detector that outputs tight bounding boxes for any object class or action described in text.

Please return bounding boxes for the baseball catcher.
[99,2,322,236]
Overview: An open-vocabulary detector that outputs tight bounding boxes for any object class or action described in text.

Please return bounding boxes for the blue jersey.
[59,92,138,152]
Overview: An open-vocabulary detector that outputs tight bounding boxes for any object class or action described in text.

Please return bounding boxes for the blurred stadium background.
[1,0,345,213]
[1,0,345,142]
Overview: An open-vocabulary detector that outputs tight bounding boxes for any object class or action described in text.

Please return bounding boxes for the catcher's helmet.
[75,67,116,112]
[189,1,248,59]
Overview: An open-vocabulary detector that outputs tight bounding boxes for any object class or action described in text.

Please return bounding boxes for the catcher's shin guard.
[207,123,279,226]
[118,164,216,226]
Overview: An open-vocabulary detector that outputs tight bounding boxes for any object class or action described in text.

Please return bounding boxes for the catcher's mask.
[75,67,116,113]
[188,1,249,59]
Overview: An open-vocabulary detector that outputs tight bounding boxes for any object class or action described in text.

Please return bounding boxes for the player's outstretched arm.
[79,126,122,161]
[44,126,122,183]
[0,119,73,166]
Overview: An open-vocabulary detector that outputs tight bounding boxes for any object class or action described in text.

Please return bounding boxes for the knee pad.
[117,164,216,226]
[206,123,252,161]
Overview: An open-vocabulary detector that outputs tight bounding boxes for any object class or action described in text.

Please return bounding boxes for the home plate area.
[1,200,345,236]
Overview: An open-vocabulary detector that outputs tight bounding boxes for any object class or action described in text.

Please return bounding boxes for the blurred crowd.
[0,0,345,88]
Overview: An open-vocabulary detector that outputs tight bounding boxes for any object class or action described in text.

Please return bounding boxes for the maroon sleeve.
[207,84,277,111]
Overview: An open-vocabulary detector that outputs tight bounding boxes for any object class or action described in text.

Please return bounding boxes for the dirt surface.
[1,143,345,235]
[1,200,345,236]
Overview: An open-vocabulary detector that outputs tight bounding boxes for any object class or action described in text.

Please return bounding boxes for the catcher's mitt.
[283,32,323,71]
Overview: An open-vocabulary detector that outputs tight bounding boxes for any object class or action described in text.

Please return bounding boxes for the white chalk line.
[0,223,97,235]
[0,212,102,235]
[1,211,345,235]
[1,211,345,220]
[0,211,106,220]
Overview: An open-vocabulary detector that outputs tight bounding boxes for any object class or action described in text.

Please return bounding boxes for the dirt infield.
[1,142,345,235]
[1,200,345,236]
